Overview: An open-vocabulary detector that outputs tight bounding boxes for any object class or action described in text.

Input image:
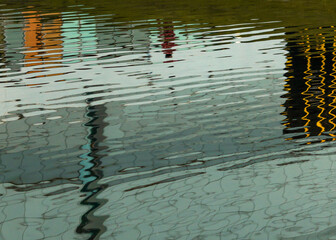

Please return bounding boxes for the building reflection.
[160,22,177,58]
[22,11,64,81]
[23,11,43,68]
[282,27,336,144]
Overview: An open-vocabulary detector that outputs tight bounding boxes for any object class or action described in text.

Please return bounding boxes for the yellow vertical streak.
[327,32,336,134]
[315,35,326,135]
[301,34,312,138]
[282,55,292,137]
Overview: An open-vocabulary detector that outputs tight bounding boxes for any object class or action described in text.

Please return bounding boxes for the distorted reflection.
[4,1,336,239]
[77,102,108,240]
[23,11,64,80]
[160,21,177,58]
[282,26,336,144]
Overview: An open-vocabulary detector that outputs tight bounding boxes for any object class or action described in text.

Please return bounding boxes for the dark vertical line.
[76,101,109,240]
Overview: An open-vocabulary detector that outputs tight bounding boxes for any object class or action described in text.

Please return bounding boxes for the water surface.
[2,0,336,239]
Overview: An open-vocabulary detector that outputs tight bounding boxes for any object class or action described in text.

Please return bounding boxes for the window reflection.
[282,27,336,144]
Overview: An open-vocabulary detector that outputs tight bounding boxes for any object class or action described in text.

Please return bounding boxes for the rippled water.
[3,0,336,239]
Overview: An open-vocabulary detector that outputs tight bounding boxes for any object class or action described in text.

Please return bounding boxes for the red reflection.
[160,22,176,59]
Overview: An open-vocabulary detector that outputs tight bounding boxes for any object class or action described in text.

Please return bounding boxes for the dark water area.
[2,0,336,239]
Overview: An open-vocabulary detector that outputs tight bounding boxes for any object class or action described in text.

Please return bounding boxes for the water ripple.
[3,1,336,239]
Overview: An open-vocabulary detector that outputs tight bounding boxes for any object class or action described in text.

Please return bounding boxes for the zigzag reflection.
[282,27,336,144]
[77,101,108,240]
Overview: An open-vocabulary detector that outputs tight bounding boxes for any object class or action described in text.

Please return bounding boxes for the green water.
[1,0,336,239]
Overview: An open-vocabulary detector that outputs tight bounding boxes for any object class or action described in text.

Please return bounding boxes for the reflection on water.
[3,0,336,239]
[160,22,176,59]
[77,102,108,240]
[283,28,336,144]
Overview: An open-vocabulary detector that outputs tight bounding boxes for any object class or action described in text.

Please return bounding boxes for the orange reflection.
[22,11,63,81]
[23,11,43,68]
